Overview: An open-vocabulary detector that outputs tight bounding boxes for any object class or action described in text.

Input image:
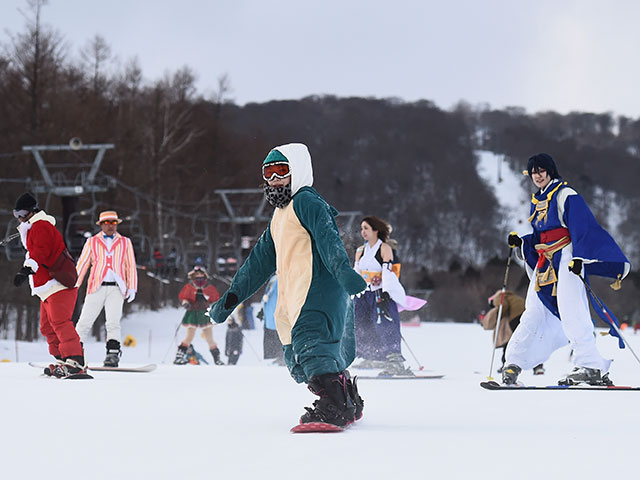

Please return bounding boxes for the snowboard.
[88,364,157,373]
[29,362,156,374]
[290,422,346,433]
[480,380,640,391]
[62,372,94,379]
[357,374,444,380]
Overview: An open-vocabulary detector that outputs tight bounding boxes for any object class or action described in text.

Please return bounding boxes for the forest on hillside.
[2,1,640,340]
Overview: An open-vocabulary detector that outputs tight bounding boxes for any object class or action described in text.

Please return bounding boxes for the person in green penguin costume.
[208,143,367,427]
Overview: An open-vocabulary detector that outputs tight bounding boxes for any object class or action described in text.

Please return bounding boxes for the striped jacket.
[76,232,138,295]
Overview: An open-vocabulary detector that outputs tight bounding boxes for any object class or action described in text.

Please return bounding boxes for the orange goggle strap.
[262,162,290,181]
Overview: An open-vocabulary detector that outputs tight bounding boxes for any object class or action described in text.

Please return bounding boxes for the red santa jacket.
[178,283,220,311]
[19,211,68,299]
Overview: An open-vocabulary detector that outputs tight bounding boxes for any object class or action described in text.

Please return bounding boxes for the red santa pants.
[40,288,83,358]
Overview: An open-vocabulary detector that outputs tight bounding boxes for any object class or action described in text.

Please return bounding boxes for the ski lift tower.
[22,139,116,246]
[214,188,271,274]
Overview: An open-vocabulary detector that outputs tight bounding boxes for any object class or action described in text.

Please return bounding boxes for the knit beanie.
[14,192,38,212]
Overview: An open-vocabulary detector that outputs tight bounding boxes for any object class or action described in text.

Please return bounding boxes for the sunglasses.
[101,220,119,225]
[13,209,30,219]
[262,162,290,182]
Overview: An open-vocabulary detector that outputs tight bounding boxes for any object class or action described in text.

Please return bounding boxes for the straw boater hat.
[96,210,123,225]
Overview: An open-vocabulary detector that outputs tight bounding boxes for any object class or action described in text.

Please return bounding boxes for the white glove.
[126,288,136,303]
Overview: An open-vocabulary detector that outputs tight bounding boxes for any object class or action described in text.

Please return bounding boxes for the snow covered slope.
[475,149,532,237]
[2,308,640,480]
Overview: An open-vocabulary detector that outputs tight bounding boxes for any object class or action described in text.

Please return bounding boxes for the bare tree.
[6,0,66,134]
[79,34,112,93]
[143,68,203,250]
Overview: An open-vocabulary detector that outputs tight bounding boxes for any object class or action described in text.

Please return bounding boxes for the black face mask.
[263,183,292,209]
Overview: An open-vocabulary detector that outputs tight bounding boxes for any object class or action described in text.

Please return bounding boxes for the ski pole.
[487,248,514,381]
[239,329,263,362]
[0,232,20,246]
[401,334,425,371]
[162,320,184,363]
[577,273,640,367]
[210,273,232,286]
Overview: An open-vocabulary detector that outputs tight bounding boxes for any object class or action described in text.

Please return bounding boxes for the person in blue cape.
[503,153,630,386]
[208,143,367,427]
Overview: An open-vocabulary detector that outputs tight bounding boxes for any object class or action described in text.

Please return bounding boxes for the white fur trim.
[31,278,63,298]
[23,256,38,272]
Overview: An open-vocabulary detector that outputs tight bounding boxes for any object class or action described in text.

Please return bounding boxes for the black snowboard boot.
[53,356,87,378]
[210,347,225,365]
[300,371,356,427]
[344,370,364,421]
[502,364,521,385]
[174,344,189,365]
[104,339,122,367]
[44,356,63,376]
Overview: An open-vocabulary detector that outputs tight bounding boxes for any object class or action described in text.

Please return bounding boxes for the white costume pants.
[75,285,125,343]
[506,246,611,373]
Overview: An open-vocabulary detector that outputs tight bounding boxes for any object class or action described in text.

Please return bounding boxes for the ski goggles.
[262,162,290,182]
[13,209,30,219]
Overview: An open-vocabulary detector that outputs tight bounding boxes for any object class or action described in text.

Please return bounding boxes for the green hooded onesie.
[208,143,366,383]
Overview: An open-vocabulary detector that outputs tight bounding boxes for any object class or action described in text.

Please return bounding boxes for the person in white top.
[353,216,412,376]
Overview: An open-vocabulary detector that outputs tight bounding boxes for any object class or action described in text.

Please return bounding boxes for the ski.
[89,364,157,373]
[357,374,444,380]
[480,380,640,391]
[290,422,345,433]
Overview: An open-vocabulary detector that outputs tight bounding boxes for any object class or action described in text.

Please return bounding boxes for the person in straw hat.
[75,210,138,367]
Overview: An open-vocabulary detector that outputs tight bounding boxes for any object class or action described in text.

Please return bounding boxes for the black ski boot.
[210,347,225,365]
[344,370,364,421]
[174,344,189,365]
[502,364,521,385]
[300,371,356,427]
[104,339,122,367]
